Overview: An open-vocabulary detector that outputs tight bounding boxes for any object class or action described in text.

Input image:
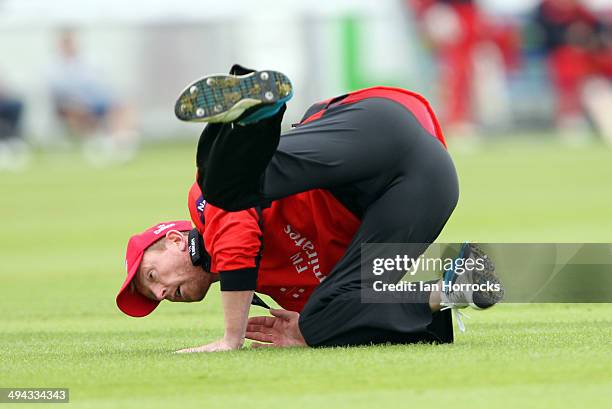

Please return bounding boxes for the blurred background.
[1,0,611,169]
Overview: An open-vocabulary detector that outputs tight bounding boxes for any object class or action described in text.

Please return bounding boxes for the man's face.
[59,31,77,58]
[134,230,216,303]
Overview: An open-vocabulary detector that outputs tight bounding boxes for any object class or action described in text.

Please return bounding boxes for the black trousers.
[197,96,459,347]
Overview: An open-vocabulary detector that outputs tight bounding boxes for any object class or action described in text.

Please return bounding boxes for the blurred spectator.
[534,0,612,142]
[0,78,30,171]
[48,29,139,165]
[408,0,519,138]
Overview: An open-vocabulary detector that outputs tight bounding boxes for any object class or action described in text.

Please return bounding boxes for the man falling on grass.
[115,65,503,352]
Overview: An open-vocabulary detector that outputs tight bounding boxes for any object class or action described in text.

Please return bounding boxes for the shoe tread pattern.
[175,71,292,122]
[468,244,505,309]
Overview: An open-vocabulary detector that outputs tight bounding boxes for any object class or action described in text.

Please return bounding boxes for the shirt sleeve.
[203,205,263,291]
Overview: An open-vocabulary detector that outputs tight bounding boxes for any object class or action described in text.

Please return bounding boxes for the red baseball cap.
[116,220,193,317]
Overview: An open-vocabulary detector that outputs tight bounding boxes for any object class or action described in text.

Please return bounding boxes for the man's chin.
[192,292,206,302]
[178,276,213,302]
[188,285,210,302]
[175,292,206,303]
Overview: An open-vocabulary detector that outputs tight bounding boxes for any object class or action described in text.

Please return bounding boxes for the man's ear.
[165,230,187,251]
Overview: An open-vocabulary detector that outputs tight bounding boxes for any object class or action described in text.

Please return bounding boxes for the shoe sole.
[174,70,293,123]
[468,244,504,309]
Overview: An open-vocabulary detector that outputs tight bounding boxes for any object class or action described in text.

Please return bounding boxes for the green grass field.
[1,140,612,408]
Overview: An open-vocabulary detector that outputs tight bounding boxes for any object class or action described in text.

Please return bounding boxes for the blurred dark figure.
[0,78,30,171]
[408,0,520,137]
[48,29,138,165]
[0,93,22,140]
[534,0,612,142]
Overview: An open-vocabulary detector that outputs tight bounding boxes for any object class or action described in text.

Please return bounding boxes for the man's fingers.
[245,331,274,343]
[269,308,296,320]
[251,342,276,348]
[247,316,276,327]
[246,323,273,334]
[175,347,198,354]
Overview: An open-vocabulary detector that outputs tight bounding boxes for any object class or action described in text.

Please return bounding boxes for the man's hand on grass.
[175,337,243,353]
[175,308,307,353]
[245,308,308,348]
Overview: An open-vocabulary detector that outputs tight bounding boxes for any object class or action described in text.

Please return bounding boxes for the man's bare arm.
[175,290,253,353]
[221,290,254,347]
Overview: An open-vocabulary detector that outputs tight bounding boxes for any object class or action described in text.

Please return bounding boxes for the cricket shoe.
[440,243,504,332]
[174,70,293,125]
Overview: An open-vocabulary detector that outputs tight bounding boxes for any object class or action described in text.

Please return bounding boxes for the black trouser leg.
[196,105,285,211]
[297,143,459,346]
[198,98,434,213]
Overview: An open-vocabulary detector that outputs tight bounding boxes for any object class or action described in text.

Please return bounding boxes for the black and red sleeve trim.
[219,268,258,291]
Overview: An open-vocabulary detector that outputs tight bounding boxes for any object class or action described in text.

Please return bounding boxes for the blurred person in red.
[408,0,519,138]
[534,0,612,142]
[48,29,139,165]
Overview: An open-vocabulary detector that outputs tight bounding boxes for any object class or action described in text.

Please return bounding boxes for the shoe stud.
[206,78,215,86]
[264,91,274,101]
[196,108,205,117]
[260,72,269,80]
[190,86,198,95]
[213,104,223,113]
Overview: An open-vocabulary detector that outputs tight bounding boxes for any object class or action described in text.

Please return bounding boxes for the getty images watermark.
[360,243,612,303]
[370,252,501,294]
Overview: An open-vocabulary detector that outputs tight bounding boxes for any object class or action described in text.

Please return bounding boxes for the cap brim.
[116,253,160,317]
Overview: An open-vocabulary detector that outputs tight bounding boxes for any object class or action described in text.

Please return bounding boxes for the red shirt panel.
[198,189,360,312]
